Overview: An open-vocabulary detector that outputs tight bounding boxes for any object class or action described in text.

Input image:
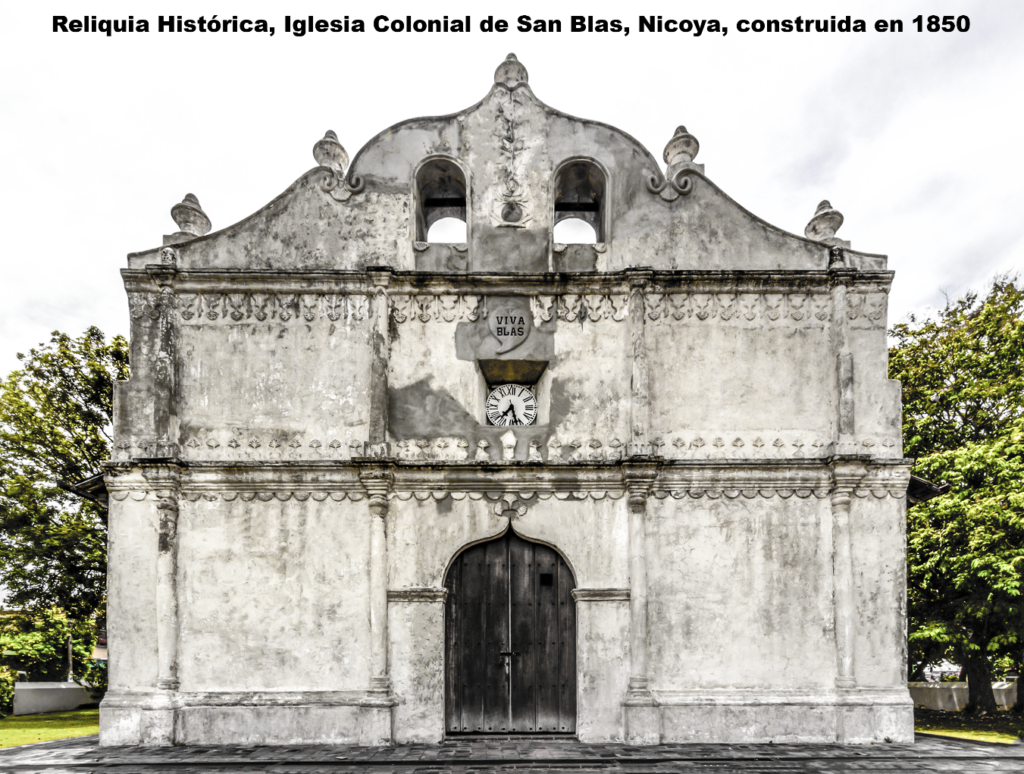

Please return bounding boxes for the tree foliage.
[891,278,1024,712]
[0,609,105,714]
[0,328,128,621]
[891,278,1024,458]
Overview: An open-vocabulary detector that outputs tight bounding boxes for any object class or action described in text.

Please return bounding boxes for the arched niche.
[415,157,468,243]
[553,159,607,243]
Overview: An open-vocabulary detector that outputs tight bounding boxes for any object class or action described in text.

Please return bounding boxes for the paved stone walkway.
[1,735,1022,772]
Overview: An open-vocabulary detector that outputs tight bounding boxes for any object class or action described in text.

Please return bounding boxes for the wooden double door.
[444,530,577,735]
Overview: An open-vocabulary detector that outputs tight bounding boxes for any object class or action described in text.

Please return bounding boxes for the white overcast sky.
[2,0,1022,375]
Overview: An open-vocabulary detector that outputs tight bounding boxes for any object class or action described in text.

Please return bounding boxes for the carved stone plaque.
[488,305,532,353]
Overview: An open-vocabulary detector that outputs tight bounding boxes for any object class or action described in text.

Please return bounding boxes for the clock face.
[486,384,538,426]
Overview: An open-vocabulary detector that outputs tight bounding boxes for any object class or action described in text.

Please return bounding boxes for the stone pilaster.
[133,268,180,459]
[830,262,856,453]
[621,459,660,744]
[830,459,867,691]
[368,268,392,448]
[627,270,652,456]
[151,464,182,745]
[359,463,396,698]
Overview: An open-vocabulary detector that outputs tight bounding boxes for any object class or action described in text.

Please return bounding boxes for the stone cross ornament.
[488,305,531,353]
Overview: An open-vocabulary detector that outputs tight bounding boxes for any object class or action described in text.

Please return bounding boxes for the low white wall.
[13,682,92,716]
[909,682,1018,712]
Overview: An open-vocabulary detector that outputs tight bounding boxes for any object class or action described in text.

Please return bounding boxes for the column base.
[623,703,661,745]
[623,678,660,744]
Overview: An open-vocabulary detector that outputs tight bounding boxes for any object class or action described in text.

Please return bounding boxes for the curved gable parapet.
[132,54,884,274]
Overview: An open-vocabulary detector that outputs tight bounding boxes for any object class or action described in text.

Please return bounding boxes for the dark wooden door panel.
[510,537,536,732]
[557,552,577,733]
[445,530,576,735]
[444,558,461,732]
[535,545,560,731]
[483,537,510,731]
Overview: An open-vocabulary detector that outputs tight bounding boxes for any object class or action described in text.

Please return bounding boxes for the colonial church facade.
[102,55,913,746]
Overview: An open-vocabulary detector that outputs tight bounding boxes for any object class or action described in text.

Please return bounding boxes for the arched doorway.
[444,529,577,735]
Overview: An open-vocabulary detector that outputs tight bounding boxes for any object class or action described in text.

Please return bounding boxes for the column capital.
[367,266,394,287]
[829,458,869,494]
[624,267,655,287]
[621,459,661,487]
[357,462,395,495]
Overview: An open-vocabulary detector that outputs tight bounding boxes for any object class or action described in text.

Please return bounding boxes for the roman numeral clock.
[485,384,538,426]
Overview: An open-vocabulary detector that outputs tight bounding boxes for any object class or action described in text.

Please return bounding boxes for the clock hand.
[500,402,522,425]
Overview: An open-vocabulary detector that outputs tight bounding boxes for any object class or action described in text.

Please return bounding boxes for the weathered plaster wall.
[850,495,908,687]
[390,598,446,743]
[848,290,903,454]
[647,312,834,452]
[106,496,160,690]
[646,495,835,689]
[133,181,411,272]
[608,182,829,272]
[176,497,371,692]
[175,311,372,460]
[389,302,630,461]
[575,598,630,742]
[388,496,627,593]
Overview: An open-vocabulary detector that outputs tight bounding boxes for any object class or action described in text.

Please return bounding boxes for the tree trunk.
[964,651,998,714]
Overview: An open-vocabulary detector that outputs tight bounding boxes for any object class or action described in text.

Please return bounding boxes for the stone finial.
[313,129,349,173]
[167,194,211,243]
[500,429,518,461]
[804,200,846,244]
[663,126,699,166]
[494,53,528,87]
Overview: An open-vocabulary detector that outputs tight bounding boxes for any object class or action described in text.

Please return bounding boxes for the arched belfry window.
[553,160,606,244]
[416,158,468,243]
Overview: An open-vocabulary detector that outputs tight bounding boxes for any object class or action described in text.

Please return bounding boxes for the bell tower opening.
[416,158,468,243]
[553,159,605,244]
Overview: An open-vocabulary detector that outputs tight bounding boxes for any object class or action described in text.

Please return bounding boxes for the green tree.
[890,278,1024,713]
[0,609,105,714]
[0,328,128,621]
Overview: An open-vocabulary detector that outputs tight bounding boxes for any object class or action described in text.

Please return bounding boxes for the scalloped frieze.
[108,485,905,504]
[179,435,364,460]
[390,294,481,323]
[649,487,903,500]
[176,293,370,323]
[390,489,625,502]
[530,294,629,325]
[659,434,899,459]
[645,292,830,324]
[180,490,365,502]
[394,437,627,463]
[846,291,887,328]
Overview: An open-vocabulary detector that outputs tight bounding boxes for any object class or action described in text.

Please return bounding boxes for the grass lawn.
[915,707,1024,744]
[0,707,98,749]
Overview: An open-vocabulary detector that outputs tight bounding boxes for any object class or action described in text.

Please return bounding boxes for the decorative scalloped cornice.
[122,268,895,298]
[107,485,904,503]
